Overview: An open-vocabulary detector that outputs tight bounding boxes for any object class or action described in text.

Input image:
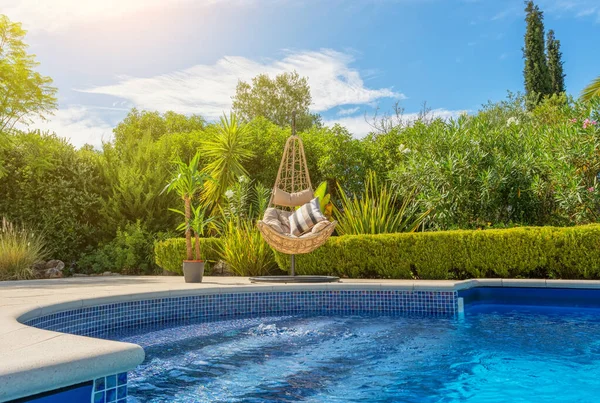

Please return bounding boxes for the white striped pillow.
[289,197,327,236]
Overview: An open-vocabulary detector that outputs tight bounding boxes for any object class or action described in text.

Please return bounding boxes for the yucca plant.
[200,113,254,209]
[219,219,276,276]
[0,218,47,280]
[334,171,430,235]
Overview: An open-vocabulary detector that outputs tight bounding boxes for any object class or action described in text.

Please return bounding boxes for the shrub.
[0,217,47,280]
[219,220,277,276]
[375,94,600,230]
[77,221,161,275]
[274,224,600,280]
[154,237,222,275]
[0,132,105,262]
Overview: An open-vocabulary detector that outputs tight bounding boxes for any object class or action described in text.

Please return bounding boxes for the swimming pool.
[6,279,600,403]
[106,289,600,402]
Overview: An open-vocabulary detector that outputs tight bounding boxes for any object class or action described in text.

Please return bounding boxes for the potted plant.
[163,151,213,283]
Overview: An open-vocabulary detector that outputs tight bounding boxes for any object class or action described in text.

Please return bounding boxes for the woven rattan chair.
[257,115,336,275]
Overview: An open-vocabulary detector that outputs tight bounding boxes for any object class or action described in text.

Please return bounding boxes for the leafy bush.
[274,224,600,280]
[154,237,222,275]
[0,132,105,261]
[365,94,600,230]
[219,220,277,276]
[0,217,47,280]
[77,221,161,275]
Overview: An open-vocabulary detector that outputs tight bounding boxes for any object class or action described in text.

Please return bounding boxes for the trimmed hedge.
[274,224,600,280]
[154,238,223,275]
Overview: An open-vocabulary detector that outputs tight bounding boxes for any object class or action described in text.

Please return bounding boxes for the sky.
[2,0,599,148]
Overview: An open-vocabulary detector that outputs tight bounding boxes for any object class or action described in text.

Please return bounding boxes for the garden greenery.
[273,224,600,280]
[0,217,47,280]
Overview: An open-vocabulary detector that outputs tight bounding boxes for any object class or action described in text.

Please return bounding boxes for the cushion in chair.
[272,187,313,207]
[289,197,326,236]
[262,208,286,234]
[311,220,330,234]
[277,209,292,234]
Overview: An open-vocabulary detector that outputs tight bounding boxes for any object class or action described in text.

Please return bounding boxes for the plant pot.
[183,260,205,283]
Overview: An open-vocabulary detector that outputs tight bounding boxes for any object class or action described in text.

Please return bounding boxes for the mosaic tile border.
[24,290,458,338]
[92,372,127,403]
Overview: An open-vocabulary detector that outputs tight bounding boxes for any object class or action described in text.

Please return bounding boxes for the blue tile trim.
[24,290,458,338]
[91,373,127,403]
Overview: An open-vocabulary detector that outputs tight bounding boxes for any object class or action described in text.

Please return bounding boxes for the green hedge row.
[156,225,600,279]
[154,238,223,275]
[274,224,600,279]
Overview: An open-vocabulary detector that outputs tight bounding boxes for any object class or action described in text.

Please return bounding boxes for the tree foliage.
[523,1,551,104]
[0,131,105,261]
[101,110,207,234]
[232,71,320,131]
[0,15,57,132]
[546,29,565,94]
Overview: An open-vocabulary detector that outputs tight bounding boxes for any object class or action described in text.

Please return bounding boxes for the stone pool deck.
[2,276,600,402]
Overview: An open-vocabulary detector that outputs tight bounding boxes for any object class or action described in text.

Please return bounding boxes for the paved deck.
[2,276,600,402]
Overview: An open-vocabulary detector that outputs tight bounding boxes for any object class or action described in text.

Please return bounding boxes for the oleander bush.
[273,224,600,280]
[154,237,222,275]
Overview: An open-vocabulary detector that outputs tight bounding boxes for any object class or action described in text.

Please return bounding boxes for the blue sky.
[2,0,599,147]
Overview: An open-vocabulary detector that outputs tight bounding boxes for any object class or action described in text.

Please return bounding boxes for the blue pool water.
[109,303,600,403]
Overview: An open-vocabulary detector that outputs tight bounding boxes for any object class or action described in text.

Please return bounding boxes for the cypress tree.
[523,1,551,103]
[546,29,566,94]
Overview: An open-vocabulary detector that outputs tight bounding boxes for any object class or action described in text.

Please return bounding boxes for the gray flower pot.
[183,261,205,283]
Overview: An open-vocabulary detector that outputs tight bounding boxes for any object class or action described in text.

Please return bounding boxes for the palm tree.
[581,75,600,102]
[163,151,212,260]
[200,113,254,209]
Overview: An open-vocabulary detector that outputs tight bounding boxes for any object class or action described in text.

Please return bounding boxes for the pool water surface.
[107,305,600,402]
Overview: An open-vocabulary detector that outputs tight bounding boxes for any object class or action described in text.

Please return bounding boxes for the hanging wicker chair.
[257,119,336,256]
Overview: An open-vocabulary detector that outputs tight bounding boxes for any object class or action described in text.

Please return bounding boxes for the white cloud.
[324,108,467,138]
[80,49,400,120]
[27,106,113,149]
[337,106,361,116]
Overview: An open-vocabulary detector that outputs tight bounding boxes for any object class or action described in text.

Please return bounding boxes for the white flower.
[398,144,411,154]
[238,175,248,183]
[506,117,519,126]
[225,189,235,199]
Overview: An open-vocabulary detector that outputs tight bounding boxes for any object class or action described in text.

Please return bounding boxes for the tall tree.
[0,15,57,132]
[546,29,566,94]
[522,1,551,104]
[231,71,320,131]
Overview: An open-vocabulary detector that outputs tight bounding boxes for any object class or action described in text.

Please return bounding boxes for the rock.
[102,271,121,276]
[45,267,63,278]
[32,261,47,272]
[45,260,65,271]
[72,273,89,277]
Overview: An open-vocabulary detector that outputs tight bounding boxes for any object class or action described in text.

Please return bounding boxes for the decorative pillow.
[310,220,330,234]
[272,188,313,207]
[262,208,286,234]
[276,209,292,234]
[289,197,326,236]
